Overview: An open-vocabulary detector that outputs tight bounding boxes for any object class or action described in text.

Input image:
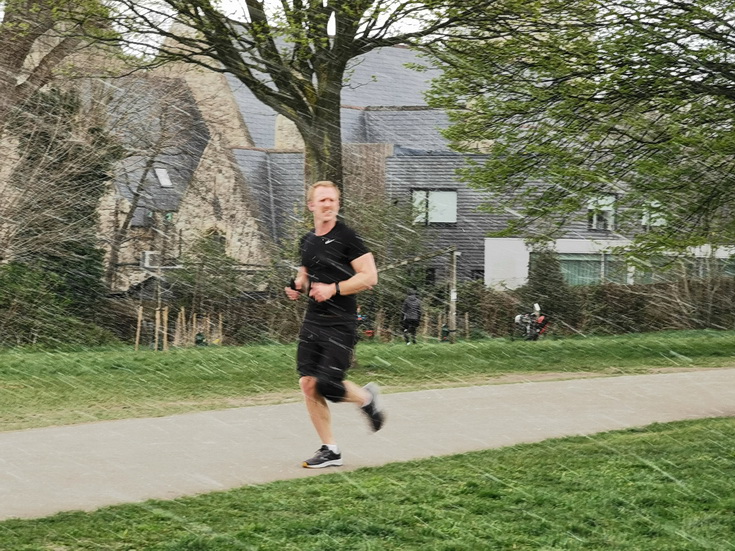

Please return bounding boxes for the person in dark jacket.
[401,290,422,345]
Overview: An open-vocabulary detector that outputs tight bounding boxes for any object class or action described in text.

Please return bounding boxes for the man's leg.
[299,324,384,469]
[342,380,371,404]
[299,375,344,469]
[344,380,384,432]
[300,375,335,445]
[304,369,383,435]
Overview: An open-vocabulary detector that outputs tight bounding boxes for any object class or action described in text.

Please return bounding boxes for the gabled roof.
[227,45,454,244]
[345,109,450,150]
[233,149,305,242]
[107,77,210,226]
[226,45,449,150]
[341,45,440,107]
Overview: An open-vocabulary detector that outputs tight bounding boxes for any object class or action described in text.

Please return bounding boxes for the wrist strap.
[335,281,341,296]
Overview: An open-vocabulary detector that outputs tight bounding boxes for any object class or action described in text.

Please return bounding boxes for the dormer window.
[642,200,666,230]
[587,194,616,231]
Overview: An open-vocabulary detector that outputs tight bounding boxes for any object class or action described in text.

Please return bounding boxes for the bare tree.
[0,0,111,125]
[1,86,119,259]
[100,0,483,192]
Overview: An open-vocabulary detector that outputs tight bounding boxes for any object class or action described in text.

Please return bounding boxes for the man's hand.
[309,282,336,303]
[285,279,303,301]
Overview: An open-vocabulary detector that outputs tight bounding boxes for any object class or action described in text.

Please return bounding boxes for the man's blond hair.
[307,180,340,202]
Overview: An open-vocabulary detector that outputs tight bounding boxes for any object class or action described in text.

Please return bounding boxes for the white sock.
[325,444,339,454]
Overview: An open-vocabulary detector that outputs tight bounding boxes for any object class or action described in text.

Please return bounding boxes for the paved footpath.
[1,368,734,521]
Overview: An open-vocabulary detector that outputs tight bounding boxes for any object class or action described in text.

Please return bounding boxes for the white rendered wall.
[483,238,629,289]
[483,238,529,290]
[484,237,735,289]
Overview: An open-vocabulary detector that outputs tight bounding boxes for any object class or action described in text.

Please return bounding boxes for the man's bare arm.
[309,253,378,302]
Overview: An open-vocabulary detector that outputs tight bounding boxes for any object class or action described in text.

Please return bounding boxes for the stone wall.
[96,62,272,292]
[0,137,21,260]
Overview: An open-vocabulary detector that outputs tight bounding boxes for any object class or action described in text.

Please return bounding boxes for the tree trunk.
[298,85,344,193]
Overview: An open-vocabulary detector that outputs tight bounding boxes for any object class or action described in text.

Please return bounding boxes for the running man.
[284,181,384,468]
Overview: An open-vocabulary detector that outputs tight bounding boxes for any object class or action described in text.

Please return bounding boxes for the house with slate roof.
[106,43,723,294]
[98,44,500,292]
[97,65,271,293]
[224,44,504,284]
[220,44,640,288]
[4,34,728,295]
[223,44,735,290]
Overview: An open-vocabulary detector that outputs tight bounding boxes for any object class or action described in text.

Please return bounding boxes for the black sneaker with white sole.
[302,446,343,469]
[361,382,385,432]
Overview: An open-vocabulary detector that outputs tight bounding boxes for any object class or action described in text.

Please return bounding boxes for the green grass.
[2,417,734,550]
[0,329,734,431]
[2,330,734,548]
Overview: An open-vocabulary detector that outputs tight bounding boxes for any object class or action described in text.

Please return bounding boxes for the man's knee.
[300,376,318,397]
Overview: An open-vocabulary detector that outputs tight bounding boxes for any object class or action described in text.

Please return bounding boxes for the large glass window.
[555,253,629,286]
[604,255,629,284]
[686,256,735,280]
[412,190,457,225]
[539,251,733,286]
[559,254,604,285]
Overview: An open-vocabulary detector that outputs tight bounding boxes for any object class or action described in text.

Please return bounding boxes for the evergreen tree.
[9,87,124,322]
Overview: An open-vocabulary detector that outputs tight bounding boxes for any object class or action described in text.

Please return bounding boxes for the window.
[155,168,173,188]
[633,255,735,283]
[604,256,629,284]
[141,251,161,269]
[587,194,616,231]
[641,200,666,230]
[559,253,604,285]
[556,253,630,286]
[412,190,457,225]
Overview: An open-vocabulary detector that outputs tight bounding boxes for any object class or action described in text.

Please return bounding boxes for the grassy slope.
[0,330,733,431]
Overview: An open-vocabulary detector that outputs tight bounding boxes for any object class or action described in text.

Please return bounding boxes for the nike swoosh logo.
[324,239,335,244]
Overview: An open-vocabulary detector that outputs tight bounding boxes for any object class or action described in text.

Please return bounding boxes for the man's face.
[308,186,340,223]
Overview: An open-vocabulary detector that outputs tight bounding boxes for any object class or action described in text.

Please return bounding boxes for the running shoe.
[361,382,385,432]
[302,446,343,469]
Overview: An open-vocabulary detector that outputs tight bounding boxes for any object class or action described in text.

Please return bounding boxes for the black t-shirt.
[300,221,370,324]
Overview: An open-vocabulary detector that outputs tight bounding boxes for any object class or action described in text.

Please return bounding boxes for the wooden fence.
[134,306,224,350]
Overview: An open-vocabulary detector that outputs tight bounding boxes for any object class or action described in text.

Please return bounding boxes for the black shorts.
[297,323,357,379]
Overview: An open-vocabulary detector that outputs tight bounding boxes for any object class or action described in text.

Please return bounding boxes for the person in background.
[284,181,384,469]
[401,290,422,345]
